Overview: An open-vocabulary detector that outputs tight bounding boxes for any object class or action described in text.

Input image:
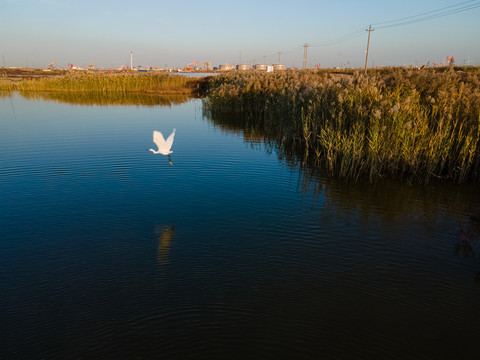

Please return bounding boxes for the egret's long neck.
[148,149,158,154]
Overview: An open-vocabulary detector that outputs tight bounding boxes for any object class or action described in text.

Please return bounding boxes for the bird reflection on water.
[155,225,175,266]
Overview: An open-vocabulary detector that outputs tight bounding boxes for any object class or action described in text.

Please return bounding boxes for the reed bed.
[13,73,198,94]
[203,67,480,183]
[0,81,17,92]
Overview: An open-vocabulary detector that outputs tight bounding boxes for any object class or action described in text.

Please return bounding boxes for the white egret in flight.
[149,129,176,155]
[148,129,176,165]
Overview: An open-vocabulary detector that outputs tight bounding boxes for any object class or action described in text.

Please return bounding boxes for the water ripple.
[1,98,480,359]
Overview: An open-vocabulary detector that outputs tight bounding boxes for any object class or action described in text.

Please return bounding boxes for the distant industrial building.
[253,64,267,71]
[203,61,212,71]
[216,63,285,72]
[218,64,235,71]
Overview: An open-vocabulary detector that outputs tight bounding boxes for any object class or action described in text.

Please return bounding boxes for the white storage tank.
[236,64,250,71]
[273,64,286,71]
[218,64,235,71]
[253,64,267,71]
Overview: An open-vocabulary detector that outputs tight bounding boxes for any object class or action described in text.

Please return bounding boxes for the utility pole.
[130,51,133,70]
[263,56,266,65]
[278,52,281,65]
[303,43,309,69]
[364,25,373,75]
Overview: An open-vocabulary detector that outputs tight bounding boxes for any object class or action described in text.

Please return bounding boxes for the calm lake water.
[1,93,480,359]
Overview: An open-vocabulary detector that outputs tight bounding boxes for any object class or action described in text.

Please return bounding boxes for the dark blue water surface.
[1,93,480,359]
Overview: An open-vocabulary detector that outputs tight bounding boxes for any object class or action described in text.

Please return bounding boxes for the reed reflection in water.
[206,104,480,280]
[455,208,480,264]
[18,90,193,107]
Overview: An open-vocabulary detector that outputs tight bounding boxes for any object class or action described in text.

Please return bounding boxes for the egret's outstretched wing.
[153,131,167,150]
[165,129,176,150]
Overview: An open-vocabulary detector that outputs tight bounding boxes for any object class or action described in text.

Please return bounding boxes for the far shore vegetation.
[0,71,203,95]
[2,66,479,183]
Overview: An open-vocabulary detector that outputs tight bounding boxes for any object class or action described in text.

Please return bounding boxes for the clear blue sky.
[1,0,479,69]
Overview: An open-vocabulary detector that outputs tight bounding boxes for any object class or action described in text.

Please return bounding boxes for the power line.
[373,0,480,29]
[306,0,479,48]
[309,28,366,47]
[249,45,302,66]
[232,1,480,68]
[373,0,477,26]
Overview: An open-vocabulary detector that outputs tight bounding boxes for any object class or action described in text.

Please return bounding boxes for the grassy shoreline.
[2,67,479,183]
[0,71,207,95]
[203,67,480,183]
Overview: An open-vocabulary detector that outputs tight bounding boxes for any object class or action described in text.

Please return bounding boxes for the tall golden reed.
[12,73,197,94]
[203,67,480,183]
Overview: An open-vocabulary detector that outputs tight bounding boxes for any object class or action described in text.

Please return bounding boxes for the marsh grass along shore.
[0,71,203,94]
[2,67,479,183]
[204,67,480,183]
